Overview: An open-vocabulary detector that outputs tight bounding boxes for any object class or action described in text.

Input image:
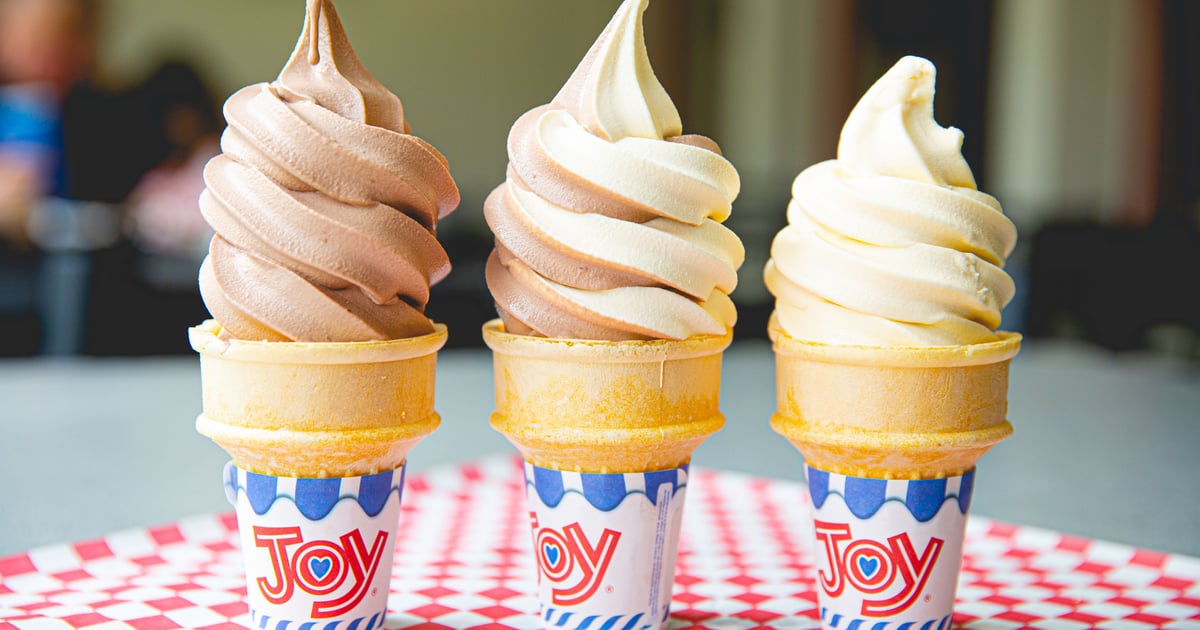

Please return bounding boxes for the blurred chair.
[1025,215,1200,356]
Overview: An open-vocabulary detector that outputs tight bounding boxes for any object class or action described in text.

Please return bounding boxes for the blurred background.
[2,0,1200,559]
[0,0,1196,355]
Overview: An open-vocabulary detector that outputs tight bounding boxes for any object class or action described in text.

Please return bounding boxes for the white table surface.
[1,338,1198,558]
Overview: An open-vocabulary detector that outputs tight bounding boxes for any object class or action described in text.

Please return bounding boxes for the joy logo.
[252,526,388,618]
[529,513,621,605]
[814,520,944,617]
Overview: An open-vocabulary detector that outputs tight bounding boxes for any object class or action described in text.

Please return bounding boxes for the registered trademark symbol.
[606,586,614,594]
[372,588,378,596]
[925,595,931,602]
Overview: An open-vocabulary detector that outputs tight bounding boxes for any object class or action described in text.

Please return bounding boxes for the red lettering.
[861,534,943,617]
[529,519,622,606]
[814,521,852,597]
[815,520,945,617]
[311,530,389,618]
[252,526,303,605]
[552,523,620,606]
[248,525,387,616]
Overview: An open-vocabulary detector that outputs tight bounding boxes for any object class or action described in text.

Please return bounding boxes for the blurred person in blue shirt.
[0,0,97,245]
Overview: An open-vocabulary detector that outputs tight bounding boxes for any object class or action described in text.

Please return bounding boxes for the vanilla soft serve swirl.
[485,0,743,341]
[765,56,1017,346]
[198,0,459,342]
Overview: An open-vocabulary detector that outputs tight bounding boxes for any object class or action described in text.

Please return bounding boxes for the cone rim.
[189,319,448,364]
[482,318,732,362]
[768,319,1021,367]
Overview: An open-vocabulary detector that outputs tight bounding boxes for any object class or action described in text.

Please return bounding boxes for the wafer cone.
[191,319,447,477]
[768,316,1021,480]
[483,319,730,473]
[486,319,727,627]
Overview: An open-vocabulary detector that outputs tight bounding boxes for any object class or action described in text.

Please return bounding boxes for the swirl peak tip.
[552,0,680,141]
[862,56,937,115]
[838,55,975,189]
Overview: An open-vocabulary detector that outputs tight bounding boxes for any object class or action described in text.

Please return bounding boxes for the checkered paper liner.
[2,457,1199,630]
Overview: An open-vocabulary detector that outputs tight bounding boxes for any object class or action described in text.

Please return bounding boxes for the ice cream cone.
[768,317,1020,480]
[191,318,445,626]
[762,55,1023,628]
[485,319,729,628]
[191,319,447,478]
[770,318,1019,628]
[186,0,459,622]
[484,319,730,474]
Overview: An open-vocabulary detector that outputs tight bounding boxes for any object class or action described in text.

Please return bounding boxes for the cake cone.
[191,319,446,626]
[484,319,730,473]
[770,318,1020,628]
[485,319,728,628]
[191,319,446,478]
[769,316,1020,480]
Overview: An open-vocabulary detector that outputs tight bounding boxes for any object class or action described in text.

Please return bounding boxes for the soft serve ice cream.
[485,0,743,341]
[764,56,1017,346]
[198,0,459,342]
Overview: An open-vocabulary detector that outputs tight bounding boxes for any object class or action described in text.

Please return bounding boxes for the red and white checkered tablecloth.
[2,457,1199,629]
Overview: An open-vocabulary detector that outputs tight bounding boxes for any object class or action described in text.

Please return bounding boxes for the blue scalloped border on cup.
[525,462,688,512]
[806,466,974,523]
[224,462,405,520]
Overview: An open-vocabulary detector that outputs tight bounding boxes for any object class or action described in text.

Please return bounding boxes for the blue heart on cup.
[544,544,560,566]
[309,556,333,580]
[857,556,879,578]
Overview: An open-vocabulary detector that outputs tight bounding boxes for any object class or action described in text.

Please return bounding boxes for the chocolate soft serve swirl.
[485,0,743,341]
[198,0,459,342]
[765,57,1017,346]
